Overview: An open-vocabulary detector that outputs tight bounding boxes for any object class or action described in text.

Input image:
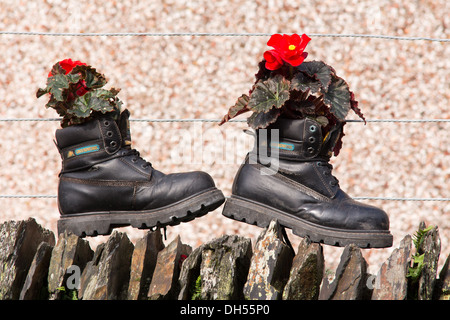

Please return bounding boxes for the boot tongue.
[117,109,132,149]
[321,121,344,157]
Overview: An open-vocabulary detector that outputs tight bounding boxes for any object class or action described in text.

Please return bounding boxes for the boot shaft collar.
[253,117,323,161]
[55,113,124,173]
[252,117,344,162]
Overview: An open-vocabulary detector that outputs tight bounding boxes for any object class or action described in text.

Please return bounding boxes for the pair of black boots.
[55,109,392,248]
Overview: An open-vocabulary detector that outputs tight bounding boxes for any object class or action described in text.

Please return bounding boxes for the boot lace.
[122,149,152,169]
[317,161,339,187]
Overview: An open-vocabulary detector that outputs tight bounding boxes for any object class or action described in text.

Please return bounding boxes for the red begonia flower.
[48,58,87,77]
[264,33,311,70]
[48,59,88,96]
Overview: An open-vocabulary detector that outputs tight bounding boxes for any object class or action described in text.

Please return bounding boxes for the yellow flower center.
[288,44,296,50]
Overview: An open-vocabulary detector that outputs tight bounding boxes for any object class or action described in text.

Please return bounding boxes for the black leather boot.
[222,117,393,248]
[55,109,225,237]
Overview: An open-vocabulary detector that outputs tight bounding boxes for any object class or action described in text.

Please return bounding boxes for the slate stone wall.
[0,218,448,300]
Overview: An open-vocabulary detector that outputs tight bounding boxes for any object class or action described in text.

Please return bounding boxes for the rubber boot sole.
[57,188,225,237]
[222,195,393,248]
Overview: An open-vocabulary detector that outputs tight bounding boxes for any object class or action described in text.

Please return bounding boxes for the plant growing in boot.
[220,33,365,156]
[220,34,392,248]
[37,59,123,128]
[38,59,225,237]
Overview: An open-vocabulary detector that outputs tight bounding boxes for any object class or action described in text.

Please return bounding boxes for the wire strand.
[0,118,449,123]
[0,31,449,42]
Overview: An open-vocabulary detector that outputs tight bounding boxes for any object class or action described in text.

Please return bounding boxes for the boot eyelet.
[309,125,317,132]
[110,141,117,148]
[131,158,138,163]
[103,120,110,126]
[309,137,316,143]
[106,131,113,137]
[307,147,314,154]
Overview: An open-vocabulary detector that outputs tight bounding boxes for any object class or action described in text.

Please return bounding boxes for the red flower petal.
[296,34,311,52]
[267,34,283,49]
[75,80,89,96]
[264,50,283,70]
[290,33,301,44]
[283,52,308,67]
[279,34,290,50]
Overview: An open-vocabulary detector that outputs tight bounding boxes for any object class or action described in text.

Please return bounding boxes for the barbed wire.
[0,31,449,42]
[0,195,57,199]
[353,197,449,202]
[0,118,449,123]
